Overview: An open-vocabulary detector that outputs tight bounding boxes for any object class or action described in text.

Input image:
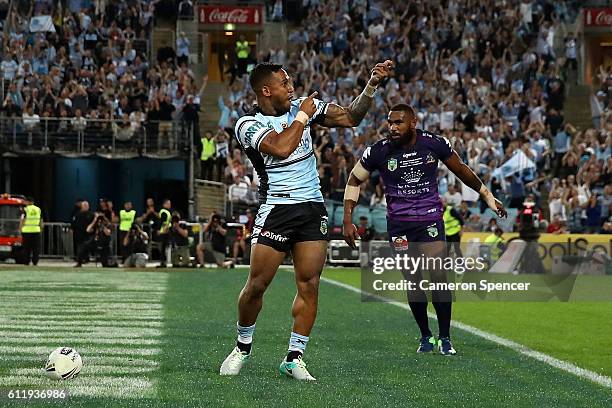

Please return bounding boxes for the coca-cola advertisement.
[584,8,612,27]
[199,5,264,25]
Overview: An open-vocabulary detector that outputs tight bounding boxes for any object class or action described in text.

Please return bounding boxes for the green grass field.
[0,267,611,407]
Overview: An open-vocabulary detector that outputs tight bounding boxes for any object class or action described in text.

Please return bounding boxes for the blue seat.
[332,205,345,226]
[324,201,335,219]
[371,208,387,233]
[352,205,371,225]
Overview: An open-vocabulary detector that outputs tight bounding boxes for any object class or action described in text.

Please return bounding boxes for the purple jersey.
[360,129,453,222]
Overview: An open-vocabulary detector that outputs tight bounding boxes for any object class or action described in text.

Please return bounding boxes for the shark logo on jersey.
[387,158,398,171]
[320,220,328,235]
[425,153,435,164]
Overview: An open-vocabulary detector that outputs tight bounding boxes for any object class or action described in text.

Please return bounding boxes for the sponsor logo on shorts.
[391,235,409,251]
[427,223,439,238]
[320,220,328,235]
[387,158,398,171]
[260,230,289,242]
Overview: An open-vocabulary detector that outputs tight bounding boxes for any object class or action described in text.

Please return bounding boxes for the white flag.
[30,16,56,33]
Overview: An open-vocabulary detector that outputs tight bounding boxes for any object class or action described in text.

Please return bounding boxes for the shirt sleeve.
[293,97,329,126]
[431,134,454,161]
[359,143,385,172]
[235,116,274,151]
[309,98,329,125]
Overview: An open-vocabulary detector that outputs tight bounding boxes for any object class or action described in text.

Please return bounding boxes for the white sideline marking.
[0,346,161,356]
[13,366,157,375]
[2,355,159,367]
[0,319,164,328]
[321,276,612,389]
[0,325,162,337]
[0,336,161,346]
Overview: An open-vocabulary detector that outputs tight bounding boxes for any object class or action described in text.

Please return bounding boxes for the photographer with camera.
[516,195,545,274]
[123,223,149,268]
[170,214,191,267]
[196,213,234,268]
[75,212,114,267]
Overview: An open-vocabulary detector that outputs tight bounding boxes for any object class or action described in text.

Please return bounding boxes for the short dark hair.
[249,62,283,93]
[390,103,416,119]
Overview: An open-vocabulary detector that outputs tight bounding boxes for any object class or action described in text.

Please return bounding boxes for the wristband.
[295,111,309,126]
[364,83,378,97]
[344,184,360,202]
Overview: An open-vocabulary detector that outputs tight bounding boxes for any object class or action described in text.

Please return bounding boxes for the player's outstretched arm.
[342,162,370,249]
[259,92,319,159]
[321,60,394,128]
[443,151,507,218]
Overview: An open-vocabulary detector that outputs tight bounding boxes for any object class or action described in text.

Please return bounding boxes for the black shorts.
[252,202,329,252]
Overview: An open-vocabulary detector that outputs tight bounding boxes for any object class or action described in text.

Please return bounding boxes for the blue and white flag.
[492,150,536,180]
[30,16,55,33]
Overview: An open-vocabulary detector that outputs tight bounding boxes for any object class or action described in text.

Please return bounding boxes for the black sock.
[432,299,452,338]
[408,301,432,338]
[286,350,302,362]
[236,341,251,354]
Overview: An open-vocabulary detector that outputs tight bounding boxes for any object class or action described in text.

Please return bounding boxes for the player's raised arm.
[321,60,394,128]
[342,161,371,249]
[258,92,318,159]
[443,151,508,218]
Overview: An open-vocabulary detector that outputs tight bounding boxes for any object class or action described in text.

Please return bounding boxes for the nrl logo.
[387,158,398,171]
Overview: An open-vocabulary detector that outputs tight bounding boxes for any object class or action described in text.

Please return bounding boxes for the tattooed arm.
[321,60,394,128]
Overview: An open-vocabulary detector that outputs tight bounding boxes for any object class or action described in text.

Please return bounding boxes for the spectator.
[76,211,114,267]
[546,215,566,234]
[123,223,149,268]
[356,216,375,241]
[585,195,602,233]
[199,130,216,180]
[176,32,190,66]
[169,214,190,267]
[196,214,234,268]
[228,175,250,203]
[178,0,194,19]
[443,184,462,208]
[71,200,94,262]
[232,209,255,264]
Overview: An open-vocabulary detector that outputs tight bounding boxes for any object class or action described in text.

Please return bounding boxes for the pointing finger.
[308,91,318,99]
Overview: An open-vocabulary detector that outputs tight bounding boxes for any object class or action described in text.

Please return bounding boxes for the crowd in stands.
[0,0,203,152]
[202,0,611,234]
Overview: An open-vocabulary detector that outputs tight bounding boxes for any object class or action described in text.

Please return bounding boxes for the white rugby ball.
[45,347,83,380]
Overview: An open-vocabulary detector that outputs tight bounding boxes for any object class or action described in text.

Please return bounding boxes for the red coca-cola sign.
[199,5,263,25]
[584,8,612,27]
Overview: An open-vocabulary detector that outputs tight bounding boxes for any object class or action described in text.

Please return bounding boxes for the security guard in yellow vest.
[484,227,506,263]
[443,202,464,257]
[235,35,250,75]
[20,197,42,265]
[200,130,216,180]
[119,201,136,262]
[157,199,173,268]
